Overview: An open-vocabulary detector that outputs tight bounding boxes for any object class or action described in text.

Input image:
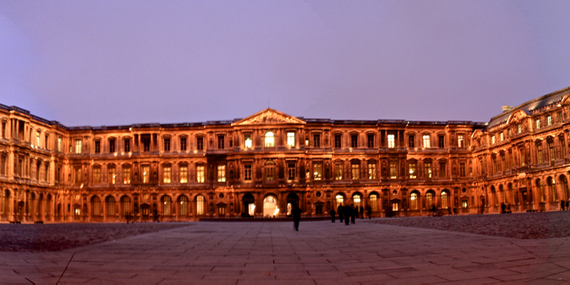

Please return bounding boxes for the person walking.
[292,204,301,231]
[350,204,356,224]
[344,206,350,226]
[561,200,566,211]
[338,205,344,223]
[330,208,336,223]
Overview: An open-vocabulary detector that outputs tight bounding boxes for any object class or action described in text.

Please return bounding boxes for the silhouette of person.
[338,205,344,223]
[351,204,356,224]
[292,204,301,231]
[344,206,350,225]
[366,205,372,219]
[330,209,336,223]
[561,200,565,211]
[359,205,364,219]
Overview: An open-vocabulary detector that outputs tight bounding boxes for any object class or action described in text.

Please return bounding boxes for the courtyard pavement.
[2,219,570,284]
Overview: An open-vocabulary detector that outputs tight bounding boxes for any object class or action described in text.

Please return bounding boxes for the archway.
[286,192,299,216]
[263,195,279,217]
[242,193,255,217]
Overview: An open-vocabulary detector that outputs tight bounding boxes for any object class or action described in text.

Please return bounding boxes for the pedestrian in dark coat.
[344,206,350,225]
[359,206,364,219]
[330,209,336,223]
[338,205,344,223]
[292,205,301,231]
[561,200,566,211]
[350,204,356,224]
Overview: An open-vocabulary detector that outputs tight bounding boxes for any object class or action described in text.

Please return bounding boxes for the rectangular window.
[287,163,295,180]
[123,167,131,184]
[518,124,522,133]
[287,132,295,147]
[143,136,150,152]
[124,139,130,152]
[93,167,101,184]
[334,163,343,180]
[460,162,466,177]
[390,162,397,179]
[244,134,252,148]
[537,144,543,164]
[425,162,432,178]
[217,165,226,182]
[438,135,445,148]
[408,135,415,148]
[491,135,495,144]
[536,119,541,130]
[142,166,150,183]
[36,132,40,147]
[313,162,322,180]
[197,137,204,150]
[560,111,564,123]
[548,115,552,126]
[109,138,115,153]
[423,135,430,148]
[313,134,320,148]
[197,165,205,183]
[109,168,116,184]
[500,132,504,141]
[218,135,224,149]
[180,137,187,151]
[409,162,416,179]
[180,165,188,183]
[439,162,446,178]
[95,141,101,154]
[58,137,62,152]
[244,164,252,181]
[1,122,5,138]
[458,135,464,148]
[334,134,342,148]
[367,134,374,148]
[351,134,358,148]
[75,140,82,154]
[368,163,377,180]
[163,166,171,183]
[351,163,360,180]
[164,138,170,152]
[387,134,395,148]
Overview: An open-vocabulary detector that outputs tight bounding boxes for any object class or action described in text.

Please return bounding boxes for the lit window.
[75,140,82,153]
[409,162,416,179]
[548,115,552,126]
[423,135,430,148]
[390,162,397,179]
[441,192,449,209]
[458,135,464,147]
[335,194,344,206]
[392,202,399,211]
[142,166,150,183]
[244,134,252,148]
[313,162,322,180]
[196,195,205,215]
[287,132,295,147]
[536,119,541,130]
[265,132,274,147]
[387,134,395,148]
[517,124,522,133]
[353,194,361,208]
[180,166,188,183]
[370,194,378,211]
[36,131,40,147]
[109,167,116,184]
[123,167,131,184]
[500,132,504,141]
[217,165,226,182]
[197,165,205,183]
[425,162,432,178]
[244,164,252,181]
[368,163,377,179]
[58,137,62,152]
[410,193,418,210]
[351,163,360,180]
[491,135,495,144]
[462,200,468,208]
[334,163,343,180]
[163,166,171,183]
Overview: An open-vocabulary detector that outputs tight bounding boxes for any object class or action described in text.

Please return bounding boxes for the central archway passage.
[263,195,279,217]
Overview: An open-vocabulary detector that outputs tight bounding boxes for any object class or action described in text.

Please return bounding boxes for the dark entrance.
[286,192,299,216]
[242,193,255,217]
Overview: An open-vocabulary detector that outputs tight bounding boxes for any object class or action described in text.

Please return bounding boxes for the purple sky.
[1,0,569,127]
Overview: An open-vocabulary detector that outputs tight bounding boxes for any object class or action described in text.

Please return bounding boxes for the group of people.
[329,204,372,225]
[561,200,570,211]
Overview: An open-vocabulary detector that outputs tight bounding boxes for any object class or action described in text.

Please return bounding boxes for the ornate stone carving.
[233,109,305,125]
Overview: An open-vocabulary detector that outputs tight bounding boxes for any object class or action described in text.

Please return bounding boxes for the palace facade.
[1,86,570,223]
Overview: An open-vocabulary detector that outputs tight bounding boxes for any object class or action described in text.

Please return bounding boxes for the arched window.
[335,194,344,206]
[105,196,115,216]
[196,195,205,215]
[265,131,275,147]
[560,175,569,201]
[179,195,188,216]
[121,196,131,216]
[370,194,378,212]
[162,196,171,215]
[441,191,449,209]
[91,196,101,216]
[537,179,545,202]
[426,192,433,209]
[410,192,418,210]
[353,194,362,208]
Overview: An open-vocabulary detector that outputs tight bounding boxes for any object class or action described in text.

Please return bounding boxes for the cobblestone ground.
[0,222,190,252]
[371,211,570,239]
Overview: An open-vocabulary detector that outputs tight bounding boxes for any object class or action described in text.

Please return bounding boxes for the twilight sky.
[1,0,569,127]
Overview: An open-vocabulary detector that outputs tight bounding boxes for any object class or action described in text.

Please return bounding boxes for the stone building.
[1,86,569,222]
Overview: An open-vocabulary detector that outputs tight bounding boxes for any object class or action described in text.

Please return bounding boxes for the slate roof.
[487,86,570,129]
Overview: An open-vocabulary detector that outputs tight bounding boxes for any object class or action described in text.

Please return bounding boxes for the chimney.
[502,106,514,113]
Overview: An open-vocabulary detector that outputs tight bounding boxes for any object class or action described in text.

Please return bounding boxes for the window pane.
[287,132,295,147]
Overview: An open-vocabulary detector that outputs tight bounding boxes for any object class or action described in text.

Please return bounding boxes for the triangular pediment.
[232,108,306,126]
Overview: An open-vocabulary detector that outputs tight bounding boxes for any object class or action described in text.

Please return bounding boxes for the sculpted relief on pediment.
[234,109,305,126]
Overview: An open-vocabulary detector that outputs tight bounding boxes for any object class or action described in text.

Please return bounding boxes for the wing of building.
[1,87,570,222]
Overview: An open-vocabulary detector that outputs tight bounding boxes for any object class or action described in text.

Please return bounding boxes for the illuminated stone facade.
[1,87,570,222]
